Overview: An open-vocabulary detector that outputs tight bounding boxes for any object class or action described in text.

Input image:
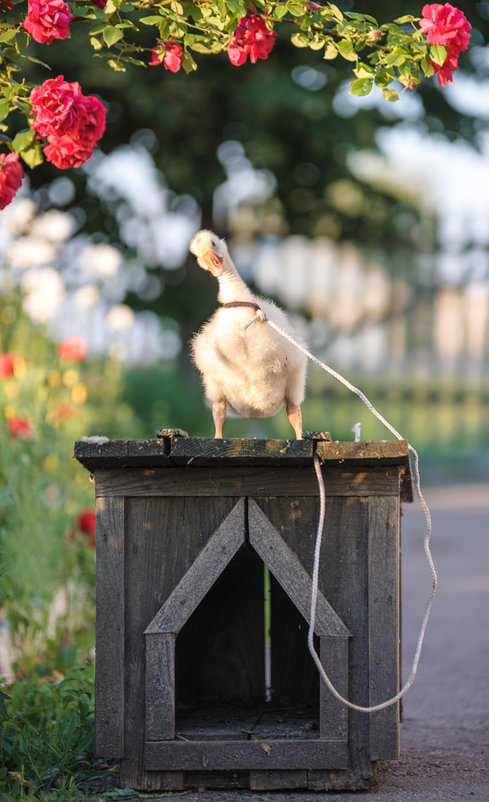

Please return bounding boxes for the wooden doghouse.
[75,433,412,792]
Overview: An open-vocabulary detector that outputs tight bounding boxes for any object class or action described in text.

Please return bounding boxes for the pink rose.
[420,3,471,51]
[420,4,471,87]
[75,94,107,144]
[30,76,106,169]
[0,153,23,210]
[43,134,93,169]
[24,0,73,45]
[227,14,277,67]
[30,75,83,138]
[149,41,183,73]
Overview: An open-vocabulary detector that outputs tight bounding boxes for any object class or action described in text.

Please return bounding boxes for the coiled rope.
[249,311,437,712]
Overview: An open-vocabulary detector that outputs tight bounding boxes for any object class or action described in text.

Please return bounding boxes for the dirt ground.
[88,482,489,801]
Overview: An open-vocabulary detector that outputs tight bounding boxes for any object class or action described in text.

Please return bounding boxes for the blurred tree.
[20,1,487,359]
[25,1,485,245]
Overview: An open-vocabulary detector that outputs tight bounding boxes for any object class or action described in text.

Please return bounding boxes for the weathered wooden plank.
[144,499,245,635]
[93,466,402,499]
[368,495,400,760]
[248,500,350,638]
[319,636,348,741]
[145,634,175,740]
[94,495,125,758]
[169,436,314,464]
[76,437,410,467]
[120,495,238,789]
[144,739,348,771]
[319,497,371,780]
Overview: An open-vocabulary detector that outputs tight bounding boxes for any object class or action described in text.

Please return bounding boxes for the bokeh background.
[0,2,487,791]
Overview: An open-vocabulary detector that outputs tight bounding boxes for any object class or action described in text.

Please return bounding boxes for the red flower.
[0,353,17,378]
[0,153,23,211]
[30,76,83,138]
[1,0,14,9]
[24,0,73,45]
[78,510,96,535]
[43,133,94,169]
[30,76,106,169]
[8,416,34,439]
[92,0,106,6]
[420,4,471,87]
[77,509,96,549]
[149,41,183,72]
[227,13,277,67]
[57,336,87,362]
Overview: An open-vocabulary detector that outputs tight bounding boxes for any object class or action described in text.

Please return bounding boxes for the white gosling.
[190,229,307,439]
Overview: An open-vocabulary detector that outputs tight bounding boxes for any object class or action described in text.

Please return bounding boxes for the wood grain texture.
[319,636,348,741]
[94,495,125,758]
[145,634,175,740]
[248,500,350,638]
[120,495,238,788]
[144,499,245,634]
[258,496,372,775]
[144,739,348,771]
[368,495,400,760]
[93,466,401,499]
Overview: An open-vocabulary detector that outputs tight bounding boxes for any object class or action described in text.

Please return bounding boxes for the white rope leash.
[255,313,438,712]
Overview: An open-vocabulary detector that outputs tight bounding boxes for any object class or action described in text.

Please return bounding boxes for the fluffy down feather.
[190,230,307,438]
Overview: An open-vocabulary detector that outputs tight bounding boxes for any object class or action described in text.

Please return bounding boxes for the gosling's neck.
[216,256,255,305]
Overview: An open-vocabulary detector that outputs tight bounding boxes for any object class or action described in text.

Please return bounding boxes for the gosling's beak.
[199,249,223,277]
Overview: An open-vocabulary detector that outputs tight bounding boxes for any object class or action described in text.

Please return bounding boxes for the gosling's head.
[190,230,228,277]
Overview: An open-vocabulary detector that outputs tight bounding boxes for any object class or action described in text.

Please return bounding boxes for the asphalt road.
[92,482,489,801]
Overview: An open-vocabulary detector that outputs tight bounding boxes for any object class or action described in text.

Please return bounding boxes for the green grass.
[0,665,95,800]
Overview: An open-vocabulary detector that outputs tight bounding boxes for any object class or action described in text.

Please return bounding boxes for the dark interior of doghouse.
[175,544,320,740]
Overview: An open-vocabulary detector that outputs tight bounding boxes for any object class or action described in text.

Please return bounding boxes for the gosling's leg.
[212,399,227,439]
[286,403,303,440]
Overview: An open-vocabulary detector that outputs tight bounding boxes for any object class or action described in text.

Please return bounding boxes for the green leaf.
[290,32,309,48]
[394,14,417,25]
[182,50,197,73]
[108,59,126,71]
[12,129,35,154]
[354,62,374,79]
[382,87,399,102]
[430,44,447,66]
[328,3,343,22]
[90,36,103,50]
[288,4,304,17]
[309,37,325,51]
[139,15,163,25]
[104,0,117,13]
[323,41,337,60]
[20,142,43,169]
[421,57,435,77]
[336,39,357,61]
[349,77,373,96]
[384,51,407,67]
[272,5,288,19]
[169,21,185,37]
[0,101,9,122]
[0,29,17,43]
[103,25,124,46]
